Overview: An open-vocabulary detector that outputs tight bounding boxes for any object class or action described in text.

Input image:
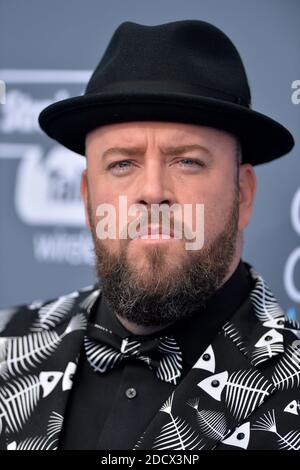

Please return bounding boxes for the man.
[0,20,299,451]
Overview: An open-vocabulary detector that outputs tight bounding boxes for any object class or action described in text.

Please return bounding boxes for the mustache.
[119,210,195,241]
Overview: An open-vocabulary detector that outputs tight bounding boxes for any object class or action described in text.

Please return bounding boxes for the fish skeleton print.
[0,265,300,450]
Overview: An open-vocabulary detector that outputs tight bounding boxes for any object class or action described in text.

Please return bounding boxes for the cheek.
[87,173,114,212]
[194,187,234,243]
[89,191,129,250]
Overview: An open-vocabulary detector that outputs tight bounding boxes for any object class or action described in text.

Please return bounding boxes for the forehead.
[85,121,236,151]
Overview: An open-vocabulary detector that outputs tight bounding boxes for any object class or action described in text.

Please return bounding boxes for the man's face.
[82,121,254,328]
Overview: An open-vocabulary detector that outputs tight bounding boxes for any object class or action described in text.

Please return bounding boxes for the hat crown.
[85,20,251,107]
[38,19,294,164]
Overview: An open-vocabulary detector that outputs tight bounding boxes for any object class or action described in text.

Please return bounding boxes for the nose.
[135,159,174,207]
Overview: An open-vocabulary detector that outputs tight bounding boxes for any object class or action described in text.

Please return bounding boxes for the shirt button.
[125,387,137,399]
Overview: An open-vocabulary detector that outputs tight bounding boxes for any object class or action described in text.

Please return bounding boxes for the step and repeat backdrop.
[0,0,299,321]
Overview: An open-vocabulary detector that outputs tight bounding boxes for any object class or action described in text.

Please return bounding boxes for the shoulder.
[228,261,300,357]
[0,284,102,337]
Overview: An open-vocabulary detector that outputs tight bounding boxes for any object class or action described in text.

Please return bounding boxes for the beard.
[87,187,240,328]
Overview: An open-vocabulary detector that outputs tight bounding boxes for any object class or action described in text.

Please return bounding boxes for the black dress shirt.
[59,259,253,450]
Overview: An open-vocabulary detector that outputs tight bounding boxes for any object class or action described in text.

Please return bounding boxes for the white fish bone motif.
[79,289,101,313]
[28,300,44,310]
[252,409,300,450]
[85,334,182,385]
[156,336,183,385]
[262,318,300,339]
[221,422,251,449]
[7,411,64,450]
[30,294,78,332]
[0,337,8,361]
[222,322,248,355]
[187,398,228,442]
[84,335,143,374]
[251,329,284,365]
[263,317,286,329]
[284,399,300,416]
[0,338,9,377]
[0,371,63,434]
[249,269,285,323]
[151,392,204,450]
[1,314,86,377]
[272,344,300,390]
[62,361,77,391]
[198,369,274,420]
[132,430,147,450]
[198,371,229,402]
[254,329,283,348]
[192,345,216,373]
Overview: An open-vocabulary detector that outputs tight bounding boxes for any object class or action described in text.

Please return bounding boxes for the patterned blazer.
[0,265,300,451]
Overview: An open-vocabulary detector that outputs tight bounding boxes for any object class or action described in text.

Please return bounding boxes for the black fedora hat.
[38,20,294,165]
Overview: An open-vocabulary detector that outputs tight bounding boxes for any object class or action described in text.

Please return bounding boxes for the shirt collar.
[90,259,253,367]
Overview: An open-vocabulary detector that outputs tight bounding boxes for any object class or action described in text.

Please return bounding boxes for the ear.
[238,164,256,231]
[80,168,91,231]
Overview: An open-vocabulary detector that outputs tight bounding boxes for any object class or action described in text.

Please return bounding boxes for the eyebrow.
[101,144,212,160]
[161,144,212,157]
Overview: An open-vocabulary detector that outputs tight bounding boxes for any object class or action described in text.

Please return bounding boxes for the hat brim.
[38,92,294,165]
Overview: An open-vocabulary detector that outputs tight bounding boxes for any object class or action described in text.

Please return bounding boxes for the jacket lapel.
[133,266,297,450]
[0,286,101,450]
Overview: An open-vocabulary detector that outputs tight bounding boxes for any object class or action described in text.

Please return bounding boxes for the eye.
[177,158,205,168]
[108,160,133,174]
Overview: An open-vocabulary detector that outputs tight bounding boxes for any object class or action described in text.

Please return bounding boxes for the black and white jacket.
[0,264,300,450]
